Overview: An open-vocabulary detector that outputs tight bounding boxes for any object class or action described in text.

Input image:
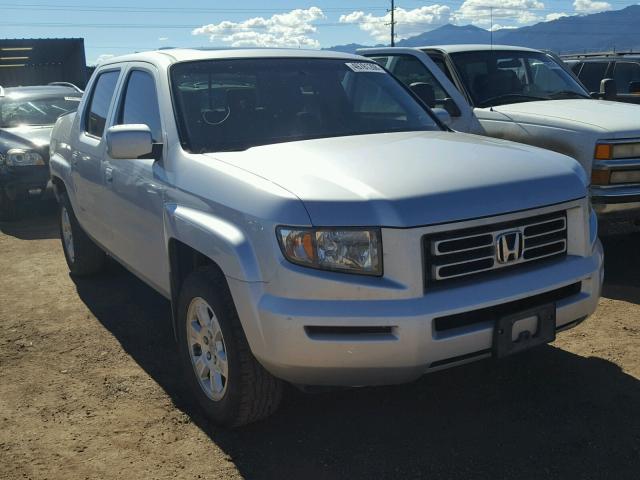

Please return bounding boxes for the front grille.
[425,212,567,284]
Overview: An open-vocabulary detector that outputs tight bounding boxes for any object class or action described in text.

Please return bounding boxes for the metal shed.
[0,38,87,88]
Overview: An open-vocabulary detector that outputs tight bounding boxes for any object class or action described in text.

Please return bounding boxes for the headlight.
[594,142,640,160]
[6,148,45,166]
[277,227,382,276]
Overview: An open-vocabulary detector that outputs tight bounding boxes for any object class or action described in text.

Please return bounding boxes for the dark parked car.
[563,53,640,104]
[0,83,82,219]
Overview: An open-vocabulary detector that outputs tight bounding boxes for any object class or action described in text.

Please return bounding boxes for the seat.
[473,70,523,103]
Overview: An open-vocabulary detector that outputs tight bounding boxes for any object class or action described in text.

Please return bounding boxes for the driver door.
[100,64,169,295]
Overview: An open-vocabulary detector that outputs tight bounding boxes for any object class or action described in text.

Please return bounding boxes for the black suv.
[563,53,640,104]
[0,83,82,220]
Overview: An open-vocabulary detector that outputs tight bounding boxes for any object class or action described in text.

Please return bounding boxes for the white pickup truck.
[360,45,640,222]
[50,48,603,426]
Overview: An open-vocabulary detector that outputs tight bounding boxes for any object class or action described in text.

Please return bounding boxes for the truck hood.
[493,99,640,138]
[208,131,587,227]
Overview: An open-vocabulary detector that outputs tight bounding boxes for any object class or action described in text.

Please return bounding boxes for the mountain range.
[327,5,640,54]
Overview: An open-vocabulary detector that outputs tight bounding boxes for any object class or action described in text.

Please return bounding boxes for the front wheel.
[59,192,106,276]
[177,266,283,427]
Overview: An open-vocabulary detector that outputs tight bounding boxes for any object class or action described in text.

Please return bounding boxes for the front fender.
[49,153,73,199]
[49,112,77,203]
[164,204,262,282]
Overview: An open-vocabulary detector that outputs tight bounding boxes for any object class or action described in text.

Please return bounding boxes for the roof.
[564,55,640,61]
[98,48,365,67]
[560,51,640,60]
[421,44,542,54]
[0,84,82,98]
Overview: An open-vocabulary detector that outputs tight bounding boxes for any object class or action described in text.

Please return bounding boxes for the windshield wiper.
[478,93,548,108]
[547,90,590,99]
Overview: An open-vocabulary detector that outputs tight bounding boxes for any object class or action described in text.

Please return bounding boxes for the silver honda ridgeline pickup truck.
[50,49,603,427]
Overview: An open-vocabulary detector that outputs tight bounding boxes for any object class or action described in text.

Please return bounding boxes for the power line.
[0,3,388,13]
[3,19,640,29]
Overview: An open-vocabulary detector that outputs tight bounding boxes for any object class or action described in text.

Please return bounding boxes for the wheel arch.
[164,204,264,339]
[50,174,67,202]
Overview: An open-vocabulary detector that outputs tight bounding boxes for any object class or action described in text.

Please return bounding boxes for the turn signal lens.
[591,169,610,185]
[594,144,612,160]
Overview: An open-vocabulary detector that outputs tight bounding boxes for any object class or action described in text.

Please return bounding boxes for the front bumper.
[0,165,51,200]
[228,236,603,387]
[591,185,640,220]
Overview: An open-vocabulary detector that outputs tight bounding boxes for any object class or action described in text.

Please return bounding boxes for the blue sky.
[0,0,636,64]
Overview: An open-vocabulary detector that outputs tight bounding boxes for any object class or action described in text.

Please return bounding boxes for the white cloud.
[158,37,169,41]
[94,54,115,65]
[339,6,452,43]
[192,7,325,48]
[545,12,569,21]
[573,0,612,13]
[456,0,546,27]
[490,24,518,31]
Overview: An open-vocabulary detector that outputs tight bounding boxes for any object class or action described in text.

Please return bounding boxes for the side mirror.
[410,82,435,108]
[442,97,461,117]
[432,107,452,127]
[599,78,618,100]
[629,81,640,94]
[106,124,154,159]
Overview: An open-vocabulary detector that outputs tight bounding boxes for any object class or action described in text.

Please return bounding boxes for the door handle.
[105,167,113,183]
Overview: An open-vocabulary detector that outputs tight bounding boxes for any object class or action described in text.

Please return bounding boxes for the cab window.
[117,70,162,142]
[577,62,609,92]
[613,62,640,94]
[372,54,449,109]
[85,70,120,138]
[428,54,456,83]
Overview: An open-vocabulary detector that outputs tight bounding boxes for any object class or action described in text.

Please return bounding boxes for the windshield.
[0,94,81,128]
[450,50,590,107]
[170,58,440,153]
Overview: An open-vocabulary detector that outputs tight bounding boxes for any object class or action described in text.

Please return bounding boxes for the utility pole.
[388,0,396,47]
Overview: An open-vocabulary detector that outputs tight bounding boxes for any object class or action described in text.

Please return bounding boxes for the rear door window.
[85,70,120,138]
[577,62,609,92]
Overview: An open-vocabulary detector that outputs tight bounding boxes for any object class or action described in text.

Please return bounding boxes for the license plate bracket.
[493,303,556,358]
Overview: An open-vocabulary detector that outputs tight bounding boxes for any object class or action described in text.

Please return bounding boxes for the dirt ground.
[0,204,639,480]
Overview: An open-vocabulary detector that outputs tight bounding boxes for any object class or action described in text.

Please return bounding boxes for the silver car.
[49,49,603,426]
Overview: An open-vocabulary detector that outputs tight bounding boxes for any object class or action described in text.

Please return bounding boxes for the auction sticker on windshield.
[345,62,386,73]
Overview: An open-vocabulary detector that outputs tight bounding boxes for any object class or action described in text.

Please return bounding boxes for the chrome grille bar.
[427,212,567,283]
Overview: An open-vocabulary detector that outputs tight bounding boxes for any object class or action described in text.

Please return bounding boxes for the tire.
[177,266,283,427]
[0,188,17,221]
[59,192,106,276]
